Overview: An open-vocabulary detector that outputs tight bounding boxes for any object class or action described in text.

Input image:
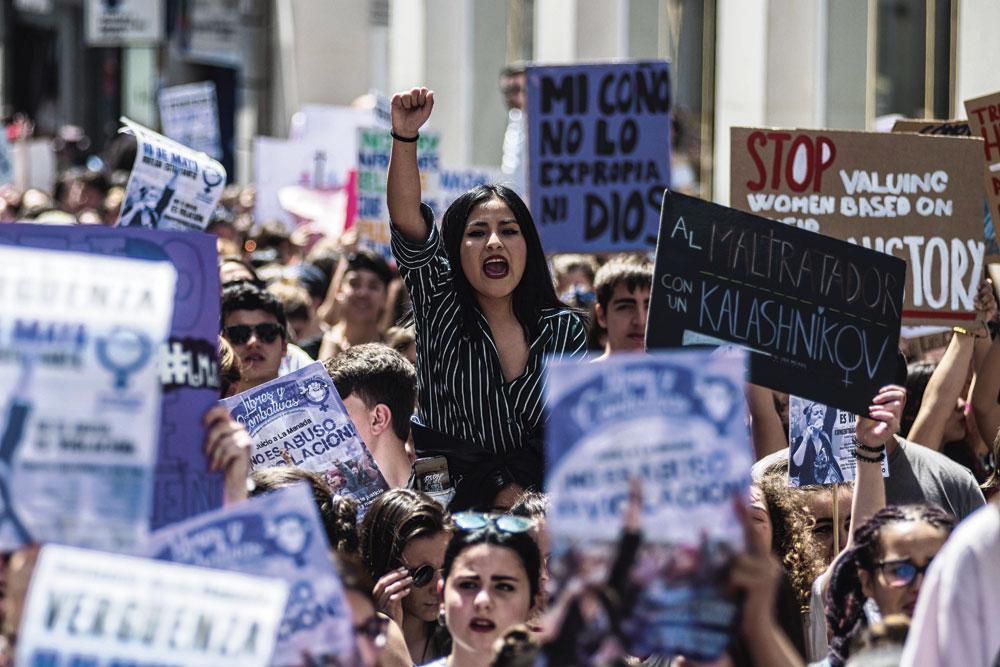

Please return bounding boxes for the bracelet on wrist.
[856,451,885,464]
[390,130,419,143]
[857,442,886,454]
[952,324,985,338]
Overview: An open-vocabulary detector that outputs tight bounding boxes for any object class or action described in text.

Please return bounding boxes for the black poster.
[646,191,905,415]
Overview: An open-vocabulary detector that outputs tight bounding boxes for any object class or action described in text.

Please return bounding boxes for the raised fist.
[390,87,434,138]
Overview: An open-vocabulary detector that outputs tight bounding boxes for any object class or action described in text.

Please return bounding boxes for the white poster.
[788,395,889,486]
[85,0,163,46]
[0,246,175,552]
[118,118,226,231]
[159,81,222,159]
[16,545,288,667]
[186,0,242,66]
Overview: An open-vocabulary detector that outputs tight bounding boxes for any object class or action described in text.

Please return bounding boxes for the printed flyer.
[118,117,227,231]
[159,81,223,159]
[222,361,387,512]
[0,245,175,552]
[545,349,752,662]
[788,395,889,487]
[16,544,288,667]
[146,484,357,666]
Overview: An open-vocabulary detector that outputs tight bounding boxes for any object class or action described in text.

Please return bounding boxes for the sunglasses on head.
[353,615,389,648]
[877,557,934,588]
[452,512,535,534]
[223,322,284,345]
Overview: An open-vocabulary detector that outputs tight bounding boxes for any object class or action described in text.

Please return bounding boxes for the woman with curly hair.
[823,504,956,666]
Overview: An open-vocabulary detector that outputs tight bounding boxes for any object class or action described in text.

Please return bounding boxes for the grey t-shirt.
[886,437,985,520]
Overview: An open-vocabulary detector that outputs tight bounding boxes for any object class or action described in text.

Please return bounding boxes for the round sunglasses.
[452,512,535,534]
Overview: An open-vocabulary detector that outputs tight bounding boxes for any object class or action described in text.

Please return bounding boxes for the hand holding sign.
[856,385,906,448]
[391,87,434,137]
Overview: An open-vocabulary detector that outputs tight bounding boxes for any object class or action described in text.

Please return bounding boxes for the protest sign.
[147,484,356,666]
[356,127,441,258]
[545,349,751,661]
[222,361,388,513]
[159,81,223,160]
[646,191,905,415]
[118,118,226,231]
[964,92,1000,264]
[425,165,507,219]
[10,138,55,192]
[0,245,174,552]
[0,224,225,530]
[525,60,671,253]
[17,544,287,667]
[85,0,163,46]
[730,127,985,326]
[787,395,888,487]
[185,0,242,66]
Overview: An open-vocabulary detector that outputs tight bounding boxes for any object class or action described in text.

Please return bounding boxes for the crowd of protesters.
[0,85,997,667]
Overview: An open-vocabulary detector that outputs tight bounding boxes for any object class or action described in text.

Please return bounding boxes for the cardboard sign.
[0,245,175,552]
[221,362,388,513]
[646,191,905,415]
[85,0,163,46]
[147,484,356,665]
[118,118,226,231]
[0,224,225,530]
[730,127,985,326]
[356,127,441,258]
[185,0,242,66]
[965,92,1000,263]
[159,81,223,160]
[787,395,888,487]
[17,545,287,667]
[526,60,671,253]
[545,349,751,661]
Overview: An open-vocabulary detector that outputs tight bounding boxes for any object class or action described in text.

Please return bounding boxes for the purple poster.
[0,223,223,528]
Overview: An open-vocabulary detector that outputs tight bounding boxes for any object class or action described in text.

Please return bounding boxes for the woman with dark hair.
[359,488,452,664]
[387,87,587,509]
[424,513,542,667]
[823,504,957,666]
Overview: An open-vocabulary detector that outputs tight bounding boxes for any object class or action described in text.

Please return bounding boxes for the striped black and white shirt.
[391,205,588,454]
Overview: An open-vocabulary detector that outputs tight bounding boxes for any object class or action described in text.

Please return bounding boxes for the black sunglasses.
[407,564,439,588]
[223,322,284,345]
[353,615,389,647]
[877,557,934,588]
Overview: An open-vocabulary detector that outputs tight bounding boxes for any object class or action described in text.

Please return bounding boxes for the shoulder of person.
[539,306,585,325]
[895,436,979,482]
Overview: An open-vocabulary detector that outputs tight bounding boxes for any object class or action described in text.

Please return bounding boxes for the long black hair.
[824,504,956,667]
[440,185,567,339]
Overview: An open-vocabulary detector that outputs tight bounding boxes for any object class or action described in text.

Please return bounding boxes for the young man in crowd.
[593,256,653,360]
[221,283,289,394]
[324,343,417,489]
[318,250,393,359]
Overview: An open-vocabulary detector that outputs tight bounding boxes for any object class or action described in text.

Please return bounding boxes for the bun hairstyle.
[440,185,568,339]
[824,504,956,667]
[441,525,542,602]
[359,488,451,582]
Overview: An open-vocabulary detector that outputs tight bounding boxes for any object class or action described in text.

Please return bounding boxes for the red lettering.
[981,122,1000,162]
[767,132,792,189]
[815,135,836,192]
[746,131,768,191]
[992,176,1000,196]
[970,105,990,125]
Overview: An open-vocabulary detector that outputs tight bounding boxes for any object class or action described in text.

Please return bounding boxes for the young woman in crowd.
[823,504,956,666]
[386,87,587,508]
[360,489,453,664]
[425,513,541,667]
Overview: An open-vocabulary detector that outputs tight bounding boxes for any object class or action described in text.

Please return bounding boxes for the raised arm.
[907,331,975,450]
[747,384,788,460]
[387,87,434,244]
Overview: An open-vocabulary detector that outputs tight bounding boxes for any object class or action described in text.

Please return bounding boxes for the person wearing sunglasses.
[424,512,540,667]
[220,282,288,395]
[360,489,453,665]
[823,504,957,667]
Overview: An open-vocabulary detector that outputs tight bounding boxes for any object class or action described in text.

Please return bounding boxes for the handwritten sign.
[356,127,441,258]
[85,0,163,46]
[222,362,388,513]
[526,60,671,253]
[965,91,1000,265]
[159,81,222,159]
[146,484,356,665]
[0,245,175,552]
[646,191,905,415]
[118,118,226,231]
[730,127,985,326]
[17,545,287,667]
[425,166,507,220]
[0,224,226,530]
[545,349,751,661]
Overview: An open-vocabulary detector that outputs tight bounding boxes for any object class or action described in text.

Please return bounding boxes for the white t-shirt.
[900,502,1000,667]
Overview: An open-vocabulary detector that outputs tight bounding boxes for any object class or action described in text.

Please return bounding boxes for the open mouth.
[469,618,496,633]
[483,256,509,279]
[242,351,265,364]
